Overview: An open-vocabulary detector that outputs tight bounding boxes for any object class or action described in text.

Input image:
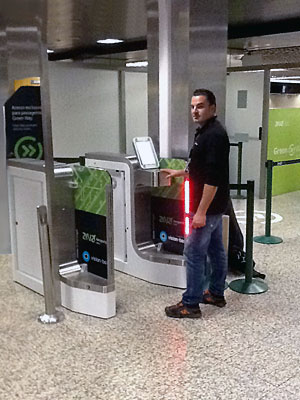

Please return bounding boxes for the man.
[163,89,230,318]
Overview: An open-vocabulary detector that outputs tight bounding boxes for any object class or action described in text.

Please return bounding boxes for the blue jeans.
[182,214,228,306]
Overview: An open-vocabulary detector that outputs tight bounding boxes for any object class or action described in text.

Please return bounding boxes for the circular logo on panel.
[82,251,90,262]
[14,136,43,159]
[160,231,168,242]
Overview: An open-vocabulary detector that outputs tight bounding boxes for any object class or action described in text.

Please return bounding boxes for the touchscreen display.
[135,141,157,166]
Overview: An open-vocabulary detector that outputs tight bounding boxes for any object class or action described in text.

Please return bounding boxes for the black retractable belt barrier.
[230,142,246,199]
[229,181,268,294]
[253,158,300,245]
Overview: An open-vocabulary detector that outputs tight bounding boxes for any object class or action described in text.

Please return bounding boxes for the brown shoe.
[165,301,202,319]
[203,290,226,308]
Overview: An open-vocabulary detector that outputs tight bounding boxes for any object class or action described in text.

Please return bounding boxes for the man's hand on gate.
[160,169,186,179]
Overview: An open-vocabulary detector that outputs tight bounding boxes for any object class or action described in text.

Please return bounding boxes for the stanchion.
[254,160,283,244]
[37,205,64,324]
[231,142,246,200]
[229,181,268,294]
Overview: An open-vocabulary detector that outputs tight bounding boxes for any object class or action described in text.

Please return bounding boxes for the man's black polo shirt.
[187,116,230,215]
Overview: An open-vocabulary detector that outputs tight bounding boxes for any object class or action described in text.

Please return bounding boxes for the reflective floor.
[1,191,300,400]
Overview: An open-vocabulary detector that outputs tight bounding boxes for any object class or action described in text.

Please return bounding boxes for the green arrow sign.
[14,136,43,160]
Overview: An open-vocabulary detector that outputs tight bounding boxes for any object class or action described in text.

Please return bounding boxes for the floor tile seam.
[217,353,294,387]
[202,349,250,364]
[225,360,298,389]
[276,374,300,394]
[187,353,279,395]
[258,385,298,400]
[199,329,282,355]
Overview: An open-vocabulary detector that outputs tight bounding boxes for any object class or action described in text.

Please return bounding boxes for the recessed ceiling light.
[97,39,124,44]
[126,61,148,68]
[47,49,54,53]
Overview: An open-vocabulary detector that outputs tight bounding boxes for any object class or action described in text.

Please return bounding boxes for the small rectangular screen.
[135,141,157,166]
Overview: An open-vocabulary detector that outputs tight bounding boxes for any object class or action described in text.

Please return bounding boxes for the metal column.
[188,0,228,148]
[0,27,10,254]
[147,0,228,158]
[259,69,271,199]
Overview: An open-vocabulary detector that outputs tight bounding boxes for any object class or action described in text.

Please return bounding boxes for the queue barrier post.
[37,205,65,324]
[229,180,268,294]
[231,142,246,200]
[253,160,283,245]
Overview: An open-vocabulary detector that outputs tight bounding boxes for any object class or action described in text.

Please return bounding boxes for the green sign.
[14,136,43,160]
[268,108,300,195]
[5,86,43,159]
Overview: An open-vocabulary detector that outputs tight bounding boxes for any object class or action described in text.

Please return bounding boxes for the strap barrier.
[229,181,268,295]
[253,158,300,245]
[230,142,246,199]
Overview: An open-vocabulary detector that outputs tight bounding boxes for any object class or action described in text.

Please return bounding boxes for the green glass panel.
[72,166,111,216]
[152,158,186,200]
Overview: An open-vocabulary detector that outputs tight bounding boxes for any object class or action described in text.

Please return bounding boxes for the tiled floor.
[0,191,300,400]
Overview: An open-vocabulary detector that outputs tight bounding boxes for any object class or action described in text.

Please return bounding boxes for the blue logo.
[82,251,90,262]
[160,231,168,242]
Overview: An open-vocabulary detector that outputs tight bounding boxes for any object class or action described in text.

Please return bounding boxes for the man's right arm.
[160,169,188,179]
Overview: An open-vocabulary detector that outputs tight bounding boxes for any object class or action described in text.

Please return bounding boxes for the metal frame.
[0,28,10,253]
[259,69,271,199]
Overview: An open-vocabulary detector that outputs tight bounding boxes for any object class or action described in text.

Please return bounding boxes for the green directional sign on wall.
[14,136,43,160]
[268,108,300,195]
[5,86,44,160]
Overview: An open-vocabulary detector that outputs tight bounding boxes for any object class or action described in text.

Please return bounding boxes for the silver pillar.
[166,0,189,159]
[147,0,228,157]
[147,0,160,153]
[0,28,10,254]
[1,0,41,254]
[37,205,64,324]
[188,0,228,149]
[148,0,189,158]
[118,70,126,153]
[38,0,77,307]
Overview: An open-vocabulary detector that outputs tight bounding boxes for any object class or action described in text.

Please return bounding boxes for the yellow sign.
[14,77,40,92]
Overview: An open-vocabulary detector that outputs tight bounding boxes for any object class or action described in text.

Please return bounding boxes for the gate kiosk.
[7,159,116,319]
[85,140,180,287]
[86,137,229,289]
[86,143,187,288]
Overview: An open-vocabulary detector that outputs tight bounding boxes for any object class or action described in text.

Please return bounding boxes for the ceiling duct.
[243,46,300,67]
[2,0,300,62]
[47,0,147,51]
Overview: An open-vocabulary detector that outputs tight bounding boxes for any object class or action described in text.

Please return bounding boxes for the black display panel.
[5,86,43,159]
[76,209,108,279]
[151,196,185,255]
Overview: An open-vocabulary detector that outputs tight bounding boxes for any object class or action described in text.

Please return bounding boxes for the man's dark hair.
[193,89,216,106]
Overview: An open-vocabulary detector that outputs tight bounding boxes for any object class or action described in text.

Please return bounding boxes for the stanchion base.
[229,278,268,294]
[38,311,65,324]
[231,194,247,200]
[253,235,283,244]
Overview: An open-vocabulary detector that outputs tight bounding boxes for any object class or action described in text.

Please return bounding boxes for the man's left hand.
[192,213,206,229]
